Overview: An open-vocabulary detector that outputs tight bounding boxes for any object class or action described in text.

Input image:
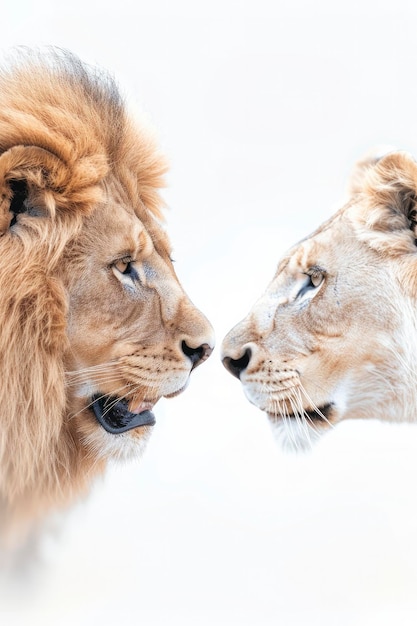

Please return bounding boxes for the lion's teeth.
[128,400,154,414]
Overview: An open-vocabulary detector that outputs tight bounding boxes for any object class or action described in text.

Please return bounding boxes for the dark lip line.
[287,402,334,422]
[91,394,156,434]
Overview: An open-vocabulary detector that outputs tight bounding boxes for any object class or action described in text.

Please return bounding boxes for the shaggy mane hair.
[0,48,166,544]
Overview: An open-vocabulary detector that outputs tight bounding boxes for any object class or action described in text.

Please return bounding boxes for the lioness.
[0,49,214,543]
[222,149,417,450]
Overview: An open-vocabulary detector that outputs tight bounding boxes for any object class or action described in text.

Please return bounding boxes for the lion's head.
[222,149,417,451]
[0,49,214,540]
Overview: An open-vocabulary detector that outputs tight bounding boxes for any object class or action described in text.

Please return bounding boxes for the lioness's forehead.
[287,237,325,270]
[273,214,350,282]
[275,237,323,277]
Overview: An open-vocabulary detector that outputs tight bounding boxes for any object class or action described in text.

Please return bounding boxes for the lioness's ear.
[362,151,417,230]
[349,151,417,254]
[347,146,396,196]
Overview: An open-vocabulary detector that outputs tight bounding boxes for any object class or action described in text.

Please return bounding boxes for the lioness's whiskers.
[293,373,329,398]
[286,394,303,451]
[284,395,302,452]
[298,384,335,430]
[262,377,329,451]
[295,387,321,441]
[389,346,417,379]
[291,388,315,449]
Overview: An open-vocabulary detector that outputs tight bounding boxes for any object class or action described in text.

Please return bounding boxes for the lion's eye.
[112,259,138,281]
[114,259,131,274]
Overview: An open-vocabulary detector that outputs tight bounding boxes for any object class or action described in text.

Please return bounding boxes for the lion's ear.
[349,151,417,254]
[8,178,36,227]
[0,146,61,233]
[0,145,107,234]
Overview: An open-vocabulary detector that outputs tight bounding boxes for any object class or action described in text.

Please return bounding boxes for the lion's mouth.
[91,395,156,434]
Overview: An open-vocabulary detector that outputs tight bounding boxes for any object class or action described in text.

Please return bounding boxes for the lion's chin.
[83,423,154,462]
[164,378,190,399]
[91,394,156,434]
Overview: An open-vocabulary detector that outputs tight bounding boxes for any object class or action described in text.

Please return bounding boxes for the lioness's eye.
[310,271,323,288]
[296,269,325,299]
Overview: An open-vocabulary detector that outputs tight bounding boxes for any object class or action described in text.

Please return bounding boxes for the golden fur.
[0,49,214,544]
[222,149,417,450]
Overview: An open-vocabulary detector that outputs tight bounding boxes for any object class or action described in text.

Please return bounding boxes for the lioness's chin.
[266,404,336,453]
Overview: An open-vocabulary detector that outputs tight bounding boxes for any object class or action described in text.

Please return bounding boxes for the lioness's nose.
[181,340,213,370]
[222,347,252,379]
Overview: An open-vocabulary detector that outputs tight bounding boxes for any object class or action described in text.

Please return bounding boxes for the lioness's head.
[0,49,213,537]
[222,149,417,450]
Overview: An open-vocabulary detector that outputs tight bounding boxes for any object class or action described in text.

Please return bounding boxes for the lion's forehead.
[121,218,155,259]
[111,214,149,251]
[90,195,170,264]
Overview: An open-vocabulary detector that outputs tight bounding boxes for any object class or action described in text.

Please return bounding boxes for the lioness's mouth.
[269,403,334,423]
[91,394,156,434]
[290,403,333,422]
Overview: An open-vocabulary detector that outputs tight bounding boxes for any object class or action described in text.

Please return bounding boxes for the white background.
[2,1,417,624]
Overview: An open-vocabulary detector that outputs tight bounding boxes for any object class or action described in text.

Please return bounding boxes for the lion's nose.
[181,340,213,370]
[222,347,252,379]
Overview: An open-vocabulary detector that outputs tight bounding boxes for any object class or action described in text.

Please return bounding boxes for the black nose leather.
[222,348,252,379]
[181,340,213,370]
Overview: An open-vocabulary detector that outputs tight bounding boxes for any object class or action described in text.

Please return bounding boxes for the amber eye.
[114,259,131,274]
[112,257,140,285]
[296,269,325,299]
[310,271,324,288]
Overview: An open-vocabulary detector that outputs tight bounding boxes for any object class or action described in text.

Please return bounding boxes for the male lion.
[0,49,214,545]
[222,149,417,450]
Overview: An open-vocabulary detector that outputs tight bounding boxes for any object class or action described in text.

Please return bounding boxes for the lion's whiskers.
[66,376,122,389]
[67,370,164,423]
[66,362,117,375]
[67,381,133,422]
[65,363,118,386]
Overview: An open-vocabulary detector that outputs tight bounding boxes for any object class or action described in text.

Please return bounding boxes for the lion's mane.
[0,48,167,542]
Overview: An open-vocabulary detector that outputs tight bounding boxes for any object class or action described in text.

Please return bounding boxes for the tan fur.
[222,149,417,451]
[0,49,214,545]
